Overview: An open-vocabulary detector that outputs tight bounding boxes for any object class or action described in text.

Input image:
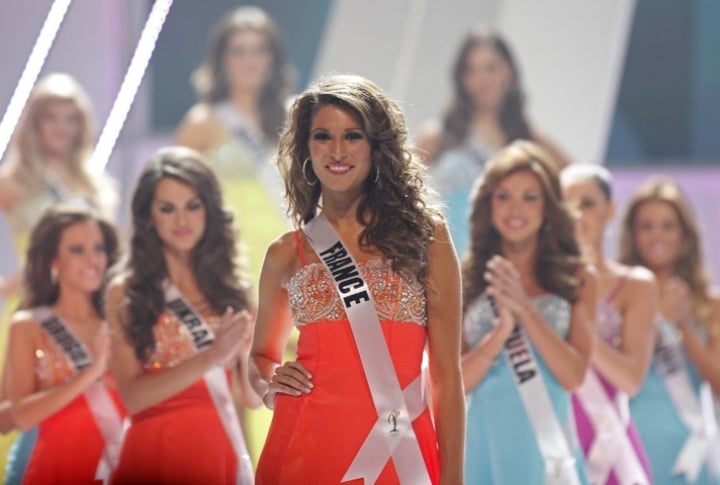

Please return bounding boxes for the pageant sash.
[503,323,581,485]
[34,306,124,484]
[163,283,253,485]
[575,369,649,484]
[303,214,432,485]
[655,317,720,481]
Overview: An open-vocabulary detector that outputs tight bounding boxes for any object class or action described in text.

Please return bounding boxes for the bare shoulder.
[8,310,42,342]
[625,265,657,289]
[175,103,225,151]
[414,120,442,165]
[707,286,720,310]
[263,230,302,280]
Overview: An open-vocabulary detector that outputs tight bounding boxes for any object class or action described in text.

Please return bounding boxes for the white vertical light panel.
[495,0,637,163]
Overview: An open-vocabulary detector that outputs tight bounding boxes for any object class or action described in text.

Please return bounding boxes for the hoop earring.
[373,166,380,184]
[302,157,318,186]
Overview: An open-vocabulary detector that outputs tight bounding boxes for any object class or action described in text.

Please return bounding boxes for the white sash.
[575,369,649,484]
[655,317,720,481]
[303,214,432,485]
[163,283,253,485]
[34,306,124,484]
[503,323,581,485]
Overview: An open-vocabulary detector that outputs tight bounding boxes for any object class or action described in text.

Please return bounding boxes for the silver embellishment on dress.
[284,259,427,327]
[463,294,572,348]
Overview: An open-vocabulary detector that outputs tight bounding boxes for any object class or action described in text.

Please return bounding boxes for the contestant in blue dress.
[416,27,570,257]
[620,177,720,485]
[460,141,595,484]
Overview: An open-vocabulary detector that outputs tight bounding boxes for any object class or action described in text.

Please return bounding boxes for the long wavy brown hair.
[192,6,294,143]
[121,147,251,361]
[21,203,119,316]
[277,74,442,283]
[6,73,103,206]
[619,176,712,324]
[434,27,532,161]
[462,140,582,308]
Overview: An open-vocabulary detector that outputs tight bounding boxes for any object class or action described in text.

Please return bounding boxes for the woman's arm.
[249,234,312,409]
[0,351,16,434]
[426,222,464,485]
[591,268,658,396]
[8,316,108,430]
[488,257,596,390]
[683,291,720,397]
[107,279,250,414]
[461,301,514,392]
[232,310,263,409]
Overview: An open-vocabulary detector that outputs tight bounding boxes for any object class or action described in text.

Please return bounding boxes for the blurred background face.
[633,200,684,272]
[563,178,614,248]
[462,44,513,112]
[53,220,107,294]
[223,29,273,93]
[150,177,207,255]
[490,169,545,245]
[36,100,83,159]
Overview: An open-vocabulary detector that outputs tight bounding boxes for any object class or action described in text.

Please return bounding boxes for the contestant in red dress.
[6,204,124,485]
[107,147,259,485]
[250,74,465,484]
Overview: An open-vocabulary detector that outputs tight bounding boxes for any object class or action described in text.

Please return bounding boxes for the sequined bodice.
[463,294,572,348]
[35,327,79,388]
[596,302,623,348]
[144,310,222,369]
[284,259,427,327]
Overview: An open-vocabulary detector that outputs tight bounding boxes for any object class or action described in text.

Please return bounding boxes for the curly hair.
[276,74,441,283]
[462,140,582,309]
[21,203,120,317]
[191,6,294,143]
[121,147,252,362]
[619,176,712,324]
[435,27,532,161]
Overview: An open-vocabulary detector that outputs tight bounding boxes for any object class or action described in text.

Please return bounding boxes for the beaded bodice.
[284,259,427,327]
[35,327,79,389]
[144,309,222,370]
[463,293,572,348]
[596,302,624,348]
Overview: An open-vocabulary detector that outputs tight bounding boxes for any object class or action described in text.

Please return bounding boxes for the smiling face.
[36,100,83,158]
[633,200,684,272]
[52,220,108,294]
[223,30,273,93]
[563,178,614,248]
[462,44,514,112]
[150,177,207,255]
[307,104,372,199]
[490,169,545,245]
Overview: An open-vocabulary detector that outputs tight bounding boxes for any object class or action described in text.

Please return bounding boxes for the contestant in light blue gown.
[620,177,720,485]
[419,28,569,259]
[460,140,593,484]
[464,295,589,484]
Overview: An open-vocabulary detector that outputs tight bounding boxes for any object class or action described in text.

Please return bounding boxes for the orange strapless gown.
[256,258,440,484]
[23,324,126,485]
[110,310,244,485]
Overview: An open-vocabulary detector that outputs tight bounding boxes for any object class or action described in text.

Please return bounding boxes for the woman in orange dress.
[5,203,123,485]
[107,147,259,485]
[251,74,465,484]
